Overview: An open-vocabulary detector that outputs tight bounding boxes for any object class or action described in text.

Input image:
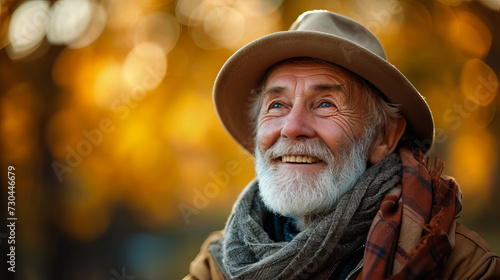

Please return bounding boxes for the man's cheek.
[256,133,276,153]
[257,120,286,150]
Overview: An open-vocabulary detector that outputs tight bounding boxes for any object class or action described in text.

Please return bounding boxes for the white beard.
[255,135,372,218]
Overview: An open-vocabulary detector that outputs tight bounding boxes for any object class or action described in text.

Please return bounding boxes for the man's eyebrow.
[312,83,344,92]
[262,86,285,96]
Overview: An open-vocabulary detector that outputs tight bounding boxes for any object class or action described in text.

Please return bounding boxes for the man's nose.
[281,106,316,139]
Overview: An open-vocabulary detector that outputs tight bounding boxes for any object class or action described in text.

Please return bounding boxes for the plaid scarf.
[362,148,462,279]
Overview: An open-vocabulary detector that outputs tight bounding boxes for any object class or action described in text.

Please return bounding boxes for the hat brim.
[214,30,434,154]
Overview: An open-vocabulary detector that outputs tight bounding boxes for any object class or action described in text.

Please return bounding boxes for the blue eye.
[272,103,282,109]
[320,102,332,108]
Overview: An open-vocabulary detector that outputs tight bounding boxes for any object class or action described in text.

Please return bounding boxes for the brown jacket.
[183,222,500,280]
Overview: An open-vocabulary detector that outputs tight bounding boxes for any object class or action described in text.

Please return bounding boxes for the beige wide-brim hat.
[213,10,434,154]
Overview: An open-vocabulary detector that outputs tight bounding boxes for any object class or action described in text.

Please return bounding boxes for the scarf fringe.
[406,149,459,278]
[408,149,449,258]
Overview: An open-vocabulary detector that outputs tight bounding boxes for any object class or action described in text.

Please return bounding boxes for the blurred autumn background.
[0,0,499,279]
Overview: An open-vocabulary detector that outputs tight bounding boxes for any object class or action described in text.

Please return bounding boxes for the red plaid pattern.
[362,148,462,279]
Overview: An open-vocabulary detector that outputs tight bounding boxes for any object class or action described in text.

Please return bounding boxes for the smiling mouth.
[280,155,321,164]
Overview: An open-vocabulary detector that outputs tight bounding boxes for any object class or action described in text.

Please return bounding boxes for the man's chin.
[260,186,336,218]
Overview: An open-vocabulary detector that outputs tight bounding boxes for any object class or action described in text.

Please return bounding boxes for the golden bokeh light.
[189,22,222,50]
[122,42,167,90]
[474,101,496,129]
[6,0,50,60]
[176,0,205,26]
[478,0,500,11]
[237,9,281,45]
[93,62,125,109]
[1,83,39,161]
[400,1,433,46]
[46,0,93,45]
[460,58,499,107]
[114,119,150,157]
[68,2,107,49]
[203,7,245,49]
[163,92,216,146]
[352,0,405,36]
[460,59,498,106]
[179,0,282,50]
[453,10,492,58]
[106,0,145,31]
[447,129,498,209]
[238,0,283,15]
[133,12,181,54]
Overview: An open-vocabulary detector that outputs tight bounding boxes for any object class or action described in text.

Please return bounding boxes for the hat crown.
[290,10,386,59]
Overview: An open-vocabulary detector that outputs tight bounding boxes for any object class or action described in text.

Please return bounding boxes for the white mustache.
[262,137,336,165]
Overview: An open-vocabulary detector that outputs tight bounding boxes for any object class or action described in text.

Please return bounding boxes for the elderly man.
[184,10,500,279]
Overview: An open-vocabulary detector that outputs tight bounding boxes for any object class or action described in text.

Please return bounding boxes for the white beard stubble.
[255,134,373,218]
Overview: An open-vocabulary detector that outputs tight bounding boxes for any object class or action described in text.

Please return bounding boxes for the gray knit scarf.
[209,154,401,280]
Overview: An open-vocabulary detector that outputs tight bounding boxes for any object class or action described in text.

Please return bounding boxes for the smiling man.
[184,10,500,280]
[254,59,403,224]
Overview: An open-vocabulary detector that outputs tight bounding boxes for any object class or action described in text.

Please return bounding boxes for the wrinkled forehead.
[265,58,355,80]
[261,58,367,104]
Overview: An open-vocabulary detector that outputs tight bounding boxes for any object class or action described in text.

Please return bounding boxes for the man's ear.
[368,117,407,164]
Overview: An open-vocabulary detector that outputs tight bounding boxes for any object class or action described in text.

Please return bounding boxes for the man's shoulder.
[442,222,500,279]
[455,222,496,255]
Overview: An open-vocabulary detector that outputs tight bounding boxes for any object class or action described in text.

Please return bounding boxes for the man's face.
[255,60,374,218]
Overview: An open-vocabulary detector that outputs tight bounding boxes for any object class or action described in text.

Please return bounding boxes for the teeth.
[282,155,319,163]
